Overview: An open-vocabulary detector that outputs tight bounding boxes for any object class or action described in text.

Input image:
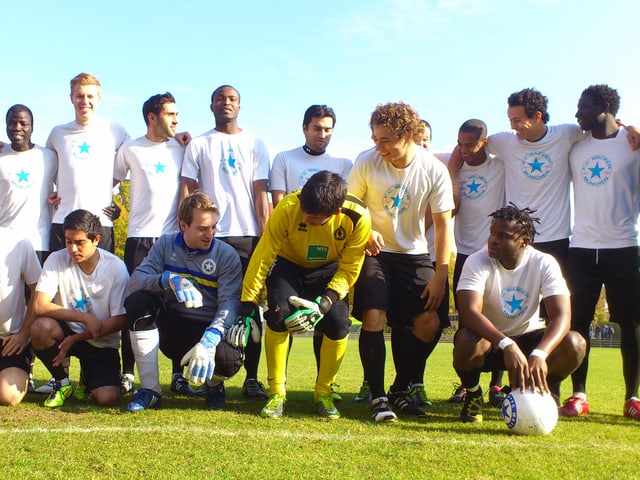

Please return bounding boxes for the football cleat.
[242,378,267,400]
[624,398,640,421]
[460,387,483,423]
[353,380,372,403]
[330,383,342,402]
[559,396,589,417]
[389,390,426,416]
[315,392,340,420]
[74,374,90,401]
[448,384,467,403]
[409,383,433,408]
[120,373,135,395]
[261,393,286,419]
[171,374,205,397]
[27,373,36,393]
[44,383,73,408]
[34,377,56,394]
[371,396,398,423]
[126,388,162,412]
[205,382,226,410]
[489,385,508,408]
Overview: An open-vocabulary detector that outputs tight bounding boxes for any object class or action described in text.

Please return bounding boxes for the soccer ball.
[502,389,558,436]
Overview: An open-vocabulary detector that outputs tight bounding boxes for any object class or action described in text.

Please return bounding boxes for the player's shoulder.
[341,192,369,224]
[354,147,379,164]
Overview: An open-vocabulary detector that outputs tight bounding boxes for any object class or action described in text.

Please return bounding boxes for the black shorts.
[124,237,157,274]
[50,223,115,253]
[475,328,545,372]
[218,236,259,274]
[263,256,351,339]
[0,342,32,373]
[532,238,569,276]
[566,246,640,333]
[353,251,448,329]
[58,322,121,390]
[452,253,470,311]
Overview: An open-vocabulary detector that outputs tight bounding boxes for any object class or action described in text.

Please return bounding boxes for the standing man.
[0,227,42,406]
[269,104,352,390]
[46,72,130,253]
[0,104,57,264]
[560,85,640,420]
[124,191,243,411]
[229,171,370,419]
[453,204,585,423]
[114,92,194,395]
[31,210,129,408]
[348,102,454,423]
[181,85,270,399]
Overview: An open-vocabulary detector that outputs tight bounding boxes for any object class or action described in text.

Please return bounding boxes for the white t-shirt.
[36,248,129,349]
[348,147,454,254]
[181,129,270,237]
[455,154,506,255]
[425,151,455,260]
[487,124,584,243]
[46,117,129,227]
[269,146,352,193]
[569,128,640,249]
[0,228,42,336]
[114,136,183,237]
[0,145,57,251]
[457,245,569,336]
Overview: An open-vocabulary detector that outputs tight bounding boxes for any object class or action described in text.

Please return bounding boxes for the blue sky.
[2,0,639,159]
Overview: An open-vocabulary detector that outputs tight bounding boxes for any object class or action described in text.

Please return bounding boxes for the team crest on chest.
[9,167,33,189]
[383,184,410,217]
[462,174,488,200]
[334,226,346,241]
[501,286,530,318]
[220,145,238,175]
[580,155,612,187]
[521,151,552,180]
[72,139,92,160]
[202,259,217,275]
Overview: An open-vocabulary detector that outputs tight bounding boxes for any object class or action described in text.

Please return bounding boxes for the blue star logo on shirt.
[588,162,604,179]
[505,294,524,313]
[221,145,238,175]
[16,169,30,182]
[391,193,403,208]
[73,296,87,311]
[154,162,166,173]
[79,142,91,154]
[528,158,545,173]
[382,184,410,217]
[467,180,481,194]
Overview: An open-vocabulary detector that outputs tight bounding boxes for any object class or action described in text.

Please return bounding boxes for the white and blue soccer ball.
[502,389,558,436]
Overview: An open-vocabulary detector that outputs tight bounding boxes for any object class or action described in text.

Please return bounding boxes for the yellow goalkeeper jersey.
[241,191,371,304]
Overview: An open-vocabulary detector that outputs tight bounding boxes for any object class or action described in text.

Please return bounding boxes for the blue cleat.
[126,388,162,412]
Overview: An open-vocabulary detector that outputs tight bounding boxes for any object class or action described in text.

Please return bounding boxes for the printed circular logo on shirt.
[461,173,489,200]
[144,159,168,177]
[8,166,33,189]
[201,259,217,275]
[298,168,321,189]
[334,226,346,241]
[580,155,612,187]
[72,139,93,160]
[521,151,552,180]
[382,184,410,217]
[220,145,238,175]
[501,286,530,319]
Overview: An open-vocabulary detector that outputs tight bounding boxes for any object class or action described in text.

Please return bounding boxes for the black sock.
[35,344,68,381]
[359,330,386,399]
[244,339,261,379]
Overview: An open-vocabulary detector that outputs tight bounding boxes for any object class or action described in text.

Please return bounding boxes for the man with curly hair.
[560,85,640,420]
[453,204,585,423]
[348,102,454,422]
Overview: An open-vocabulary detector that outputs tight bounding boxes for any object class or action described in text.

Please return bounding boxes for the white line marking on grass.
[0,425,637,451]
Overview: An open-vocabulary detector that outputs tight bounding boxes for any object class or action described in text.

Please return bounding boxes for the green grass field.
[2,339,638,480]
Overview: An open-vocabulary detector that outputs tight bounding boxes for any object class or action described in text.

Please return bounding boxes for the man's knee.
[453,327,484,370]
[92,386,120,406]
[264,301,293,332]
[125,291,160,331]
[214,341,243,379]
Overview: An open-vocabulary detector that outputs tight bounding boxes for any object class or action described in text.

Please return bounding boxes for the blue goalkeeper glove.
[161,271,203,309]
[180,327,221,385]
[226,302,261,348]
[285,294,335,333]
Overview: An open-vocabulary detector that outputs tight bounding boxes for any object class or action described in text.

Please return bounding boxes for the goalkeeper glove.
[161,271,203,308]
[180,327,221,385]
[226,302,261,348]
[284,293,336,333]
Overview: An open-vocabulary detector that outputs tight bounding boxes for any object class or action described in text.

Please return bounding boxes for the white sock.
[130,329,161,394]
[572,392,587,400]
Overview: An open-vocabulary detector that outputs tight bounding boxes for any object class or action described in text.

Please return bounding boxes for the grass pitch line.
[0,424,637,451]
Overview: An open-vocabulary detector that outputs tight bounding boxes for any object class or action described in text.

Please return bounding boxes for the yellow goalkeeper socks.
[265,326,290,396]
[315,335,348,396]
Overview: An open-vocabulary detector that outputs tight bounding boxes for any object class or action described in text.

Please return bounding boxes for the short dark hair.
[178,191,219,226]
[420,119,432,137]
[581,84,620,116]
[459,119,487,140]
[508,88,550,124]
[210,85,240,104]
[63,209,102,240]
[488,203,540,243]
[6,104,33,125]
[299,171,347,216]
[303,105,336,127]
[142,92,176,125]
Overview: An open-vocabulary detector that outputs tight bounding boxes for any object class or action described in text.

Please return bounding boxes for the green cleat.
[353,380,372,403]
[315,392,341,420]
[44,383,73,408]
[330,383,342,402]
[261,393,286,419]
[409,383,433,409]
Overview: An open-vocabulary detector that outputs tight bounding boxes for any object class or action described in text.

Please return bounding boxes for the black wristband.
[318,290,339,314]
[239,301,257,317]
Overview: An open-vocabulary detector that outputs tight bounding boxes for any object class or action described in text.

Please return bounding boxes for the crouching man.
[453,204,586,423]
